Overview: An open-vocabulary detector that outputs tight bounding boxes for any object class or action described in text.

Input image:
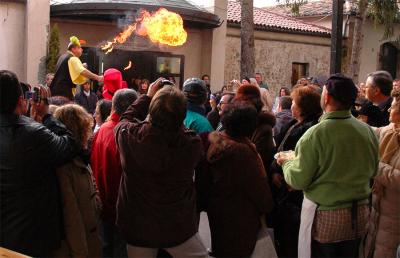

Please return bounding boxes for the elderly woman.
[197,103,273,257]
[364,89,400,258]
[54,104,102,258]
[270,85,322,258]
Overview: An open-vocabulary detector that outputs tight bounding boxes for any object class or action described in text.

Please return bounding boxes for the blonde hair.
[54,104,94,149]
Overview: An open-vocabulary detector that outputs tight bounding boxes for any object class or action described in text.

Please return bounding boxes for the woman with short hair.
[270,85,322,258]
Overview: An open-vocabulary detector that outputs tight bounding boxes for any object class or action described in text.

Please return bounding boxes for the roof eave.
[227,21,331,38]
[50,3,221,29]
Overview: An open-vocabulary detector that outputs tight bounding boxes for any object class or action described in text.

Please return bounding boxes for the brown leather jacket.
[114,95,203,248]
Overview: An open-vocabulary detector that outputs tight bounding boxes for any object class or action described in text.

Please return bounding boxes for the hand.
[272,173,284,188]
[30,99,49,123]
[97,75,104,82]
[277,156,288,166]
[147,77,164,98]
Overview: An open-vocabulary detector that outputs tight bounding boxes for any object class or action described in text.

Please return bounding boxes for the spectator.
[227,80,240,93]
[242,77,251,85]
[278,74,379,258]
[51,36,103,99]
[206,94,221,130]
[365,71,393,126]
[0,70,78,256]
[102,68,126,100]
[250,77,273,112]
[74,79,98,114]
[197,103,273,257]
[270,86,322,258]
[272,87,291,113]
[53,104,102,258]
[91,88,138,257]
[393,79,400,92]
[273,96,293,137]
[234,84,276,175]
[364,89,400,258]
[183,78,214,134]
[215,92,235,131]
[201,74,212,114]
[255,72,269,90]
[45,73,54,89]
[114,79,207,258]
[139,79,150,95]
[93,99,112,134]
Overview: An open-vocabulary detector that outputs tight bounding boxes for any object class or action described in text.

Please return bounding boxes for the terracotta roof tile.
[265,0,356,17]
[227,1,331,36]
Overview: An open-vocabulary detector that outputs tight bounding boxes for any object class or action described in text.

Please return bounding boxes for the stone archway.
[379,42,398,79]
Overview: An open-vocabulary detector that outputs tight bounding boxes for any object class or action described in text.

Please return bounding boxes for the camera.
[160,79,174,87]
[24,87,41,102]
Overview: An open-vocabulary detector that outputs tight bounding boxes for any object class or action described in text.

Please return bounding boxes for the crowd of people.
[0,36,399,258]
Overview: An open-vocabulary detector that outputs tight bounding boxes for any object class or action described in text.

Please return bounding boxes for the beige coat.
[365,124,400,258]
[56,157,102,258]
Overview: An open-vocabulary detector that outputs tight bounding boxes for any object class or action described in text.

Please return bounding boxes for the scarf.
[379,123,400,164]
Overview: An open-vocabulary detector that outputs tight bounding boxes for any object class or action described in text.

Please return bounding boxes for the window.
[292,62,309,86]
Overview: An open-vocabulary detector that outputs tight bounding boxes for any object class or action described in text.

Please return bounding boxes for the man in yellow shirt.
[50,36,103,100]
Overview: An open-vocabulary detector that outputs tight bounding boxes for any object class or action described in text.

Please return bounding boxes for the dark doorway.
[379,42,397,79]
[292,62,309,86]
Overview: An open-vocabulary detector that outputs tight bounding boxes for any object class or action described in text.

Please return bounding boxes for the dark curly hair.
[290,85,322,119]
[222,102,258,138]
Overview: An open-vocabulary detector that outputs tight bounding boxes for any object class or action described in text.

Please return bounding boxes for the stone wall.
[224,28,331,97]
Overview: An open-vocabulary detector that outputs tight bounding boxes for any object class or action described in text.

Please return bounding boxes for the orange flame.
[101,8,187,53]
[124,61,133,70]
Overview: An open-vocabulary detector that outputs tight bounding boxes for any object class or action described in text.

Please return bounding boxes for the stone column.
[0,1,26,81]
[201,0,228,92]
[25,0,49,85]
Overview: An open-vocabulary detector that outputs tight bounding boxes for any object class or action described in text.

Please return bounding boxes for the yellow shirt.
[68,52,86,85]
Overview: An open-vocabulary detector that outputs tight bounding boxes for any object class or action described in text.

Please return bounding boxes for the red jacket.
[91,112,121,224]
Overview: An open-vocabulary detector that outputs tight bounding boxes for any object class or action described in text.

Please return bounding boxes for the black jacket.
[0,114,77,256]
[273,109,292,139]
[74,91,98,114]
[50,52,74,100]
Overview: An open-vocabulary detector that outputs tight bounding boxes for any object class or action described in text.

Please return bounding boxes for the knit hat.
[325,74,358,106]
[102,68,123,100]
[183,78,208,105]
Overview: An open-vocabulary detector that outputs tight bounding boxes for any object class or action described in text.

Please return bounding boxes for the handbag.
[250,219,277,258]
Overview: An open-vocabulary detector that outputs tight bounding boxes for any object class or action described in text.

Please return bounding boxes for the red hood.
[103,68,122,100]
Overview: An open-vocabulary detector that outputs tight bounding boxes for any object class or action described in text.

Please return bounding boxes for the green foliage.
[280,0,400,39]
[276,0,308,15]
[46,24,60,73]
[367,0,399,39]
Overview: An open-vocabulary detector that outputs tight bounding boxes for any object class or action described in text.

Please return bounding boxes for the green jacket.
[282,110,379,210]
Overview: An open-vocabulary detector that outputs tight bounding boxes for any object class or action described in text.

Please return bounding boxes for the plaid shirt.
[312,204,370,243]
